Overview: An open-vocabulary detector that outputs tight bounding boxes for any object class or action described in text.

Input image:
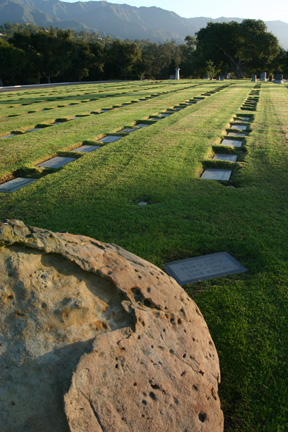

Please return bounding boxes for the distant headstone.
[274,74,284,84]
[220,75,225,81]
[175,67,180,80]
[164,252,247,285]
[260,72,267,81]
[251,74,257,82]
[269,75,273,82]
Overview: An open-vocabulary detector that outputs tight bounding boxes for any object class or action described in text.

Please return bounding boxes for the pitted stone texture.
[0,220,223,432]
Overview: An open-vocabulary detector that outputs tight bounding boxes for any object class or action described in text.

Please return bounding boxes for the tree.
[180,36,197,78]
[206,60,219,79]
[0,39,27,85]
[196,19,280,78]
[9,29,74,83]
[104,40,141,79]
[87,42,104,80]
[184,35,196,50]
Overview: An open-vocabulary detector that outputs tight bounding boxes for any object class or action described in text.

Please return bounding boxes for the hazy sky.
[61,0,288,23]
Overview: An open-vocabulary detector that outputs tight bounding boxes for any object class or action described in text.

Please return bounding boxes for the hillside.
[1,0,288,48]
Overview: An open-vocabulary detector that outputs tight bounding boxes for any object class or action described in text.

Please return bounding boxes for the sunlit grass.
[0,80,287,431]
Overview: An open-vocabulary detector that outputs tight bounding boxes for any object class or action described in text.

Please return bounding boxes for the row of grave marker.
[1,83,250,286]
[165,84,259,283]
[0,81,167,109]
[0,83,203,138]
[0,79,224,118]
[252,72,285,84]
[200,85,260,182]
[0,83,168,119]
[0,85,231,193]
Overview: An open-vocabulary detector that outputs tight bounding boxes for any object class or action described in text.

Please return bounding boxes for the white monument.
[175,67,180,80]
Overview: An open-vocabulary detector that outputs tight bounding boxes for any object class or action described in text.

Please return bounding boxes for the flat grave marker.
[237,116,251,121]
[120,127,138,133]
[37,156,76,169]
[201,168,232,181]
[213,154,237,162]
[71,145,101,153]
[227,132,246,137]
[0,177,37,193]
[231,124,247,130]
[164,252,247,285]
[221,139,243,147]
[0,134,15,139]
[136,124,150,128]
[26,128,40,133]
[97,135,122,143]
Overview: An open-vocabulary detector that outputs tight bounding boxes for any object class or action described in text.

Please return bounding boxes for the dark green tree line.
[0,19,286,86]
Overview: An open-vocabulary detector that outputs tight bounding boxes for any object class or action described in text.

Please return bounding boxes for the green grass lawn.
[1,79,288,431]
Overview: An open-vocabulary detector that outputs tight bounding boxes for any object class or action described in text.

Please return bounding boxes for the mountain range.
[1,0,288,49]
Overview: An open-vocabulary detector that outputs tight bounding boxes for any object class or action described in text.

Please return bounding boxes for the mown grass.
[0,81,194,132]
[1,80,288,431]
[0,81,229,177]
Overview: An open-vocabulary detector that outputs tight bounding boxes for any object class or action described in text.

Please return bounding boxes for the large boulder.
[0,219,224,432]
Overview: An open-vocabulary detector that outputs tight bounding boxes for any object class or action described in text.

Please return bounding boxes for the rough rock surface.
[0,220,224,432]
